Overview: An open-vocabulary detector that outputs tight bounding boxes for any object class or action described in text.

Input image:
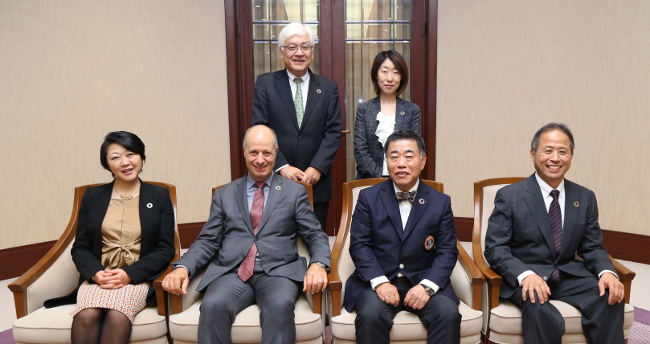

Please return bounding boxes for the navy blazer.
[344,179,459,312]
[45,181,176,308]
[252,69,342,203]
[354,97,421,179]
[484,174,615,298]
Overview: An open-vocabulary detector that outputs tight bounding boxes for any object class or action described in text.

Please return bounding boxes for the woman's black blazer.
[45,181,175,308]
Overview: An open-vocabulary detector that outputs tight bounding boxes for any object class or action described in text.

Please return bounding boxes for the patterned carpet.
[1,308,648,344]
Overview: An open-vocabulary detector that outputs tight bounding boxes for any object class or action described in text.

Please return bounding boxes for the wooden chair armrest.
[328,267,343,317]
[153,265,174,316]
[456,241,484,310]
[610,256,635,304]
[311,290,322,314]
[8,238,73,318]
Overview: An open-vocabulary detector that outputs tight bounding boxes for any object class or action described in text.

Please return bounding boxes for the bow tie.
[396,190,417,203]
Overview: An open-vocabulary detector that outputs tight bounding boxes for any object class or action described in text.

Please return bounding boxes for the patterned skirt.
[71,281,149,322]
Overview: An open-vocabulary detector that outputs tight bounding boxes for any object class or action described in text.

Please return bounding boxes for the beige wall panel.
[437,1,650,235]
[0,0,231,249]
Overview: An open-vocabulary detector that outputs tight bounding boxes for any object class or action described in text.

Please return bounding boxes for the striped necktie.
[548,189,562,285]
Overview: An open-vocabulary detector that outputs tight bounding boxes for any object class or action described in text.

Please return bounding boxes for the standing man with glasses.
[252,22,342,233]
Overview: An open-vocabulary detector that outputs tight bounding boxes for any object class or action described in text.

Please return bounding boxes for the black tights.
[71,308,132,344]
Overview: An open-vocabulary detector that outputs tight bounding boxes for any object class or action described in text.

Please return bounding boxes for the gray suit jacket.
[353,97,421,179]
[252,69,342,203]
[484,174,615,298]
[175,174,331,292]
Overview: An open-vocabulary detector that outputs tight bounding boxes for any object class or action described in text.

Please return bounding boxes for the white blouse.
[375,112,396,176]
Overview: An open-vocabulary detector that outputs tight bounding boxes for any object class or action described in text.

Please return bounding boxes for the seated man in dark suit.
[162,125,331,344]
[344,128,461,344]
[484,122,625,344]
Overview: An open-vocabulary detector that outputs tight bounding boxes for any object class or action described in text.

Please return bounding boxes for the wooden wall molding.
[2,219,648,280]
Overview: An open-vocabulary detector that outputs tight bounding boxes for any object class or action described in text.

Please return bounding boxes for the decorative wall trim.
[452,216,650,264]
[2,219,649,280]
[0,240,56,281]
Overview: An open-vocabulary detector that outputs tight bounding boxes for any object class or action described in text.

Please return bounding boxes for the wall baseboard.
[2,218,648,281]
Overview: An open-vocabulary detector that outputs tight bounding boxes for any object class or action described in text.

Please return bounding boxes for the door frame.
[224,0,438,235]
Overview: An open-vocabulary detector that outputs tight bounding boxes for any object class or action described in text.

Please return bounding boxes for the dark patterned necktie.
[396,190,416,203]
[548,189,562,285]
[238,181,266,282]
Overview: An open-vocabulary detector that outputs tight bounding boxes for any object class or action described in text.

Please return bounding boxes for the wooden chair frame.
[328,178,484,318]
[157,180,322,316]
[9,181,181,319]
[472,177,636,343]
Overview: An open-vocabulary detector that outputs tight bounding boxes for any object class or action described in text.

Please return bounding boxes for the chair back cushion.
[338,184,374,305]
[480,184,509,267]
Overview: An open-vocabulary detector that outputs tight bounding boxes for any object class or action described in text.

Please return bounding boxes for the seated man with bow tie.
[162,125,330,344]
[484,123,625,344]
[344,128,462,344]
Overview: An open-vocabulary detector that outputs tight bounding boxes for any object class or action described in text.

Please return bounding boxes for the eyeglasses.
[282,44,313,53]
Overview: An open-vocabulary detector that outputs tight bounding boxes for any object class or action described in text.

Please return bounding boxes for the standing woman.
[46,131,175,344]
[354,50,421,179]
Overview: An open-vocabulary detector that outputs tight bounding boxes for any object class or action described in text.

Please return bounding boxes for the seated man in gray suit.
[162,125,331,344]
[484,123,625,344]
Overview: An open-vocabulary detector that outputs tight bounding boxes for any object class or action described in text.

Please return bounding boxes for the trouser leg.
[353,287,399,344]
[510,287,564,344]
[250,274,300,344]
[199,273,255,344]
[553,274,625,344]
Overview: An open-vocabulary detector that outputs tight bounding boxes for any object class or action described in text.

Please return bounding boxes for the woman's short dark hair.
[370,50,409,96]
[100,131,146,171]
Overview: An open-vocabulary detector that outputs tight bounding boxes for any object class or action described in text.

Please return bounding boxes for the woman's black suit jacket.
[45,181,175,308]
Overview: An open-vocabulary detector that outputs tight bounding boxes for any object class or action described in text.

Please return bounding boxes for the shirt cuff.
[370,276,390,290]
[598,270,619,280]
[517,270,536,286]
[419,279,440,294]
[173,264,190,277]
[275,164,289,173]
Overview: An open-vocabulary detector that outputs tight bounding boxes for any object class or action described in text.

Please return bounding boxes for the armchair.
[161,180,325,344]
[472,177,635,343]
[8,182,180,344]
[328,178,484,344]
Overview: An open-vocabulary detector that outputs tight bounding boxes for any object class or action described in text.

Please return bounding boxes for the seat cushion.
[488,299,634,343]
[12,305,167,344]
[169,294,322,343]
[331,300,482,344]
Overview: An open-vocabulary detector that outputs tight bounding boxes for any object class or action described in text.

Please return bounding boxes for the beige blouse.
[101,197,142,270]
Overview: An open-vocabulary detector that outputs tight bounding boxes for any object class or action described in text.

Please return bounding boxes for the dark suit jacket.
[174,174,331,292]
[484,174,615,299]
[344,179,459,312]
[354,97,421,179]
[252,69,342,203]
[45,181,176,308]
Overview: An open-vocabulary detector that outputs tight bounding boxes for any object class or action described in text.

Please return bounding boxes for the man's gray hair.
[243,125,279,149]
[531,122,575,153]
[277,22,314,50]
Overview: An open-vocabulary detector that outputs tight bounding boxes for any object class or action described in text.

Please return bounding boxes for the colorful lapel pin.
[400,111,405,116]
[316,89,322,93]
[275,185,281,191]
[419,199,425,204]
[574,202,579,207]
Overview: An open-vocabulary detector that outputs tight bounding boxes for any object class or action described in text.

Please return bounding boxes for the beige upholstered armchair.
[160,181,325,344]
[327,178,484,344]
[8,182,180,344]
[472,177,636,344]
